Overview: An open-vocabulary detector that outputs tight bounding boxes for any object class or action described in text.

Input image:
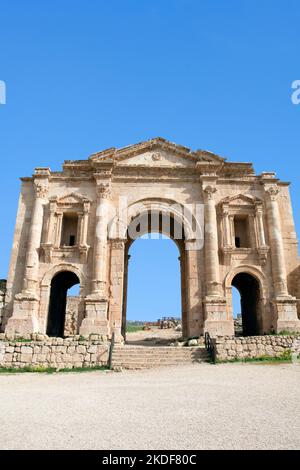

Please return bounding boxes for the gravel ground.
[0,362,299,450]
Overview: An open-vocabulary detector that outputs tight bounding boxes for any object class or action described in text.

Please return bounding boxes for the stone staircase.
[111,345,210,370]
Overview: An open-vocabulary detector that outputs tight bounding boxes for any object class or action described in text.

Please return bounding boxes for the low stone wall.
[0,334,109,369]
[213,335,300,362]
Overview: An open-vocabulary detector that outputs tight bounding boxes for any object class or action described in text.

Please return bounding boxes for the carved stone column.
[43,200,56,262]
[203,185,221,296]
[201,177,234,337]
[80,173,112,338]
[222,204,233,264]
[91,181,111,295]
[46,201,56,245]
[6,168,50,337]
[264,184,300,333]
[78,202,90,263]
[54,212,63,248]
[80,202,90,246]
[223,205,232,248]
[255,202,268,265]
[264,186,289,297]
[23,179,49,294]
[255,203,266,247]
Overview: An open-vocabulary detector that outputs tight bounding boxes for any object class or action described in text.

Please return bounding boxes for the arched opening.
[231,273,261,336]
[122,210,187,343]
[46,271,80,337]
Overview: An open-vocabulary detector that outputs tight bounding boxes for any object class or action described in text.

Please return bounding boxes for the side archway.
[40,264,86,336]
[46,271,80,337]
[225,266,267,336]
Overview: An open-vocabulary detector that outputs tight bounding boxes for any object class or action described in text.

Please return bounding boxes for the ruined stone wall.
[0,280,7,331]
[213,335,300,361]
[0,334,109,369]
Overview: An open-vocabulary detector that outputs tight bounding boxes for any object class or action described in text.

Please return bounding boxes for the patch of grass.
[0,365,108,374]
[10,338,32,343]
[126,324,145,333]
[266,330,299,336]
[278,330,300,336]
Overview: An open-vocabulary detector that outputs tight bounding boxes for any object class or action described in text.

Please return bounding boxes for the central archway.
[121,210,188,340]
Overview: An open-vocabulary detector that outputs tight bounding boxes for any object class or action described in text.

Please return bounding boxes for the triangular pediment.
[53,192,90,205]
[221,193,260,206]
[89,137,225,168]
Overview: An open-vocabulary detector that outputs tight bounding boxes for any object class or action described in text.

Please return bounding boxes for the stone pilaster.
[108,239,126,343]
[184,241,202,338]
[263,183,300,333]
[6,168,50,338]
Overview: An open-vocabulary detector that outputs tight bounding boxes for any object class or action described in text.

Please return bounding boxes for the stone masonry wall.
[213,335,300,361]
[64,296,83,336]
[0,280,6,331]
[0,334,109,369]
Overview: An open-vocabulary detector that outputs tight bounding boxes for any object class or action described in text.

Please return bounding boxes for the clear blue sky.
[1,1,300,320]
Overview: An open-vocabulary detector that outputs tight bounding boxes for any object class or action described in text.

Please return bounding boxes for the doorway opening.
[231,272,261,336]
[46,271,80,337]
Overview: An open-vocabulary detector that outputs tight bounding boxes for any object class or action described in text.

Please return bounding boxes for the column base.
[79,297,110,337]
[5,293,40,338]
[111,329,124,344]
[203,297,234,337]
[273,296,300,334]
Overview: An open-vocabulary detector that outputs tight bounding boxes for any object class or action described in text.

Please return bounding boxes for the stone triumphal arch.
[1,137,300,339]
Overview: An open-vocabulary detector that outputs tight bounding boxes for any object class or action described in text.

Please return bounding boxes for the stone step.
[112,359,208,365]
[112,355,208,361]
[112,353,208,359]
[112,361,209,370]
[111,345,210,369]
[112,346,207,352]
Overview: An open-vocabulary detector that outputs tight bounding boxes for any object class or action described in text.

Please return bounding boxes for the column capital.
[95,181,111,199]
[263,184,280,201]
[33,167,50,199]
[111,239,126,250]
[33,179,49,199]
[255,201,264,213]
[203,185,217,201]
[83,201,91,213]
